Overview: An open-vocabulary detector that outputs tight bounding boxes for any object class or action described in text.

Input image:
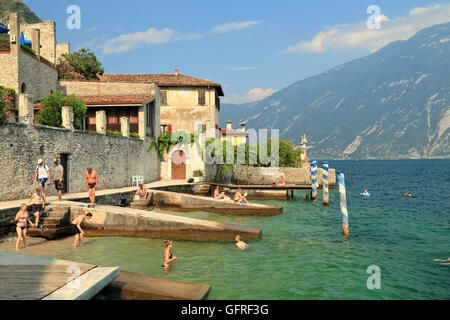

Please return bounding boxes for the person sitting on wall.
[234,188,248,204]
[273,174,295,187]
[213,186,225,200]
[235,234,249,250]
[135,184,148,200]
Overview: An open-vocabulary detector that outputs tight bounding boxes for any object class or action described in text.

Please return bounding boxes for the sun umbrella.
[0,24,9,33]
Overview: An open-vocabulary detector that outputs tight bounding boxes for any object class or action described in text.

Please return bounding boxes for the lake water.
[37,160,450,299]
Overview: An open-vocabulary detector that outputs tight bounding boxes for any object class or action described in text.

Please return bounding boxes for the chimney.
[226,120,232,130]
[174,68,179,76]
[240,122,246,131]
[31,28,40,58]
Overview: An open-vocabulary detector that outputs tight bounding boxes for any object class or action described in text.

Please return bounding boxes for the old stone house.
[221,120,248,145]
[99,71,225,180]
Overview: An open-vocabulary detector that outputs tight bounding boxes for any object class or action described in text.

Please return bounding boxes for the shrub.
[21,44,36,56]
[106,129,122,136]
[193,170,204,177]
[36,90,87,129]
[57,59,86,80]
[0,86,15,125]
[130,132,140,138]
[61,48,104,80]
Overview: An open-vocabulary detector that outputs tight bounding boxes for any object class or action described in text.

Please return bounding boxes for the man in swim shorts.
[71,212,92,247]
[85,167,98,208]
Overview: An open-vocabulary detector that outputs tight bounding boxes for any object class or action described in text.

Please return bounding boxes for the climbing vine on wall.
[0,86,15,125]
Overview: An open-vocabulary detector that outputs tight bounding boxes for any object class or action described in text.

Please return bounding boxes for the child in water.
[235,234,248,250]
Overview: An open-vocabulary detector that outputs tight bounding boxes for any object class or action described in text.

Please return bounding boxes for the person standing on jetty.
[33,159,50,204]
[14,204,33,251]
[162,240,177,269]
[85,167,98,208]
[53,159,64,201]
[28,188,44,228]
[71,212,93,247]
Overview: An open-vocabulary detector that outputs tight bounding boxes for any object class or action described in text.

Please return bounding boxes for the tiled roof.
[99,73,224,96]
[34,95,153,108]
[80,95,153,105]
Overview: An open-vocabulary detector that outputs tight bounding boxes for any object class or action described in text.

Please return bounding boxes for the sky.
[24,0,450,104]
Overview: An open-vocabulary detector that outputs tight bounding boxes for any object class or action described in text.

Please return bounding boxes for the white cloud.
[226,66,256,71]
[409,4,441,16]
[285,3,450,54]
[175,20,263,41]
[223,88,277,104]
[102,27,174,54]
[210,21,262,34]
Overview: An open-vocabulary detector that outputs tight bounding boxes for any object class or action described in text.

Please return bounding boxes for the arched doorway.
[171,150,186,179]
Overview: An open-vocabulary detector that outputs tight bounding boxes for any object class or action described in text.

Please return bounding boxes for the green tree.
[61,48,104,80]
[36,90,87,129]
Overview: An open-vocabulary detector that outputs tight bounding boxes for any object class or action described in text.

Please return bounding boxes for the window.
[198,89,206,106]
[160,91,167,105]
[21,83,26,93]
[146,102,154,137]
[197,123,206,133]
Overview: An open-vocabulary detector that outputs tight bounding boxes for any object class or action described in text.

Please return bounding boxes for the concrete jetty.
[101,270,211,300]
[0,250,119,300]
[152,190,283,216]
[50,201,262,241]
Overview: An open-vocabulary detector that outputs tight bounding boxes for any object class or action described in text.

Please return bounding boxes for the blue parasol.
[20,31,25,44]
[0,24,9,33]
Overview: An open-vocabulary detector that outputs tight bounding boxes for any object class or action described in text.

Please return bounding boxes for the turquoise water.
[41,160,449,299]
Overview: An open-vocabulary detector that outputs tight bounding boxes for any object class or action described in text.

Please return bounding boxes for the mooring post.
[322,161,329,206]
[311,160,318,201]
[337,170,349,236]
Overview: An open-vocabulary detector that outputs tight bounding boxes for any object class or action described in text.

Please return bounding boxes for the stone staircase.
[28,205,72,240]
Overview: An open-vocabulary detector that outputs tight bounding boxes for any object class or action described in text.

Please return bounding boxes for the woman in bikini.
[28,188,44,228]
[162,240,177,269]
[14,204,33,251]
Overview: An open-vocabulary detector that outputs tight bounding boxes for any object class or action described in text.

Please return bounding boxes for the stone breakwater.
[52,201,262,242]
[0,123,159,201]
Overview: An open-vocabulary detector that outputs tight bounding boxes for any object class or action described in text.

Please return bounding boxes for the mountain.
[0,0,41,25]
[221,22,450,160]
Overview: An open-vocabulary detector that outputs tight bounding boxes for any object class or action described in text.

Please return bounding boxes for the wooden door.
[171,151,186,179]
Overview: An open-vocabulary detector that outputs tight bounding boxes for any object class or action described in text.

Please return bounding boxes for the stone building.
[221,120,248,145]
[0,13,59,105]
[99,71,225,180]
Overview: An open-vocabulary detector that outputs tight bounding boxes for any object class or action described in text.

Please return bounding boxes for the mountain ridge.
[221,22,450,160]
[0,0,41,26]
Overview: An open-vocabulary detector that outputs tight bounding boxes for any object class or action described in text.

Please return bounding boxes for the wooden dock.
[207,182,312,190]
[101,270,211,300]
[0,250,119,300]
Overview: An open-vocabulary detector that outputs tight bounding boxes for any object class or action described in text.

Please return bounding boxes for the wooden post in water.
[322,161,329,206]
[311,160,318,201]
[337,170,349,236]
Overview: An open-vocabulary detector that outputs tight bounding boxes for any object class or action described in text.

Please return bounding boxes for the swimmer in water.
[405,192,412,197]
[362,189,369,195]
[235,234,248,250]
[434,258,450,265]
[162,240,177,269]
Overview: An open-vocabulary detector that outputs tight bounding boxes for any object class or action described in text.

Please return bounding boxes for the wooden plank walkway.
[0,250,119,300]
[208,182,312,190]
[0,265,95,300]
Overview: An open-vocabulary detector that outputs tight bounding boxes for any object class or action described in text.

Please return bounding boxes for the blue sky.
[25,0,450,103]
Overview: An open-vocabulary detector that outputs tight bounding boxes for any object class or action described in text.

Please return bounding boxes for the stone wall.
[0,52,18,95]
[206,164,336,186]
[55,42,70,63]
[18,49,58,102]
[0,123,160,201]
[59,80,157,97]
